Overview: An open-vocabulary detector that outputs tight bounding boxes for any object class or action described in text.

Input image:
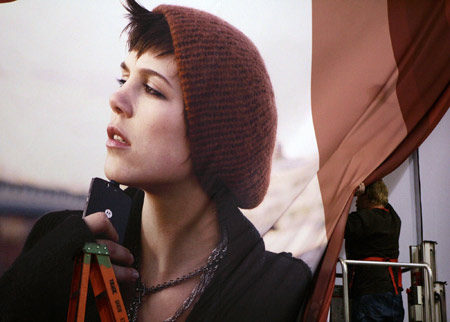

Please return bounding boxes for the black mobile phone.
[82,177,132,244]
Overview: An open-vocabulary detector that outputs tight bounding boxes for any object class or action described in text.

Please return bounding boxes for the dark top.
[344,203,402,297]
[0,188,312,321]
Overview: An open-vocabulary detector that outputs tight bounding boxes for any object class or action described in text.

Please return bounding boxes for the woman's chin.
[104,164,127,185]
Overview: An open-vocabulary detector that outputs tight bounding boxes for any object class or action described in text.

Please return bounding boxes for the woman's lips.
[106,125,130,148]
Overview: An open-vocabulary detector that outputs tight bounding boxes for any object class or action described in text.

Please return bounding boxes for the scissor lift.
[332,240,446,322]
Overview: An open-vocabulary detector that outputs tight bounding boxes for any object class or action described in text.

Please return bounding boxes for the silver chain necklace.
[127,233,228,322]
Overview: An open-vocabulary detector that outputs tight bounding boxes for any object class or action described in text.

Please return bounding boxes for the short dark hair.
[123,0,174,57]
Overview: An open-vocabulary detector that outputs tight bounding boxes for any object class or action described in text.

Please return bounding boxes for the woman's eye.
[144,84,165,99]
[116,79,165,99]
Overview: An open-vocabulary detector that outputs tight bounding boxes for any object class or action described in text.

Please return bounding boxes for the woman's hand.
[355,182,365,196]
[83,212,139,283]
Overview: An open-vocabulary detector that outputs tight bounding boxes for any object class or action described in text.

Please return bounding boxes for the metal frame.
[337,258,435,322]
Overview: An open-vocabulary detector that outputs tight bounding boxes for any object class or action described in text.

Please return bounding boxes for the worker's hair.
[365,180,389,206]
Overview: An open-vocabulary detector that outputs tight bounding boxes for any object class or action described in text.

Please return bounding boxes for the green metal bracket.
[83,242,110,256]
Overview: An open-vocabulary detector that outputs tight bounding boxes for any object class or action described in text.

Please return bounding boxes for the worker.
[345,180,404,321]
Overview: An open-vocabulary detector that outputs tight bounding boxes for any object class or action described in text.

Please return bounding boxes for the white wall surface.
[385,153,419,321]
[418,110,449,316]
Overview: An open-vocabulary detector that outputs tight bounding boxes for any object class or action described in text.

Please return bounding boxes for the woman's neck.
[138,178,220,286]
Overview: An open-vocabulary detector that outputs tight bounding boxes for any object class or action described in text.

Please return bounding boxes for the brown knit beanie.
[153,5,277,209]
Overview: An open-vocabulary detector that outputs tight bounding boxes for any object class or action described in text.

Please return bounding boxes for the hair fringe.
[122,0,174,58]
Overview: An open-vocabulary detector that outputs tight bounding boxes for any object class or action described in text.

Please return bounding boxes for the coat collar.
[122,188,265,319]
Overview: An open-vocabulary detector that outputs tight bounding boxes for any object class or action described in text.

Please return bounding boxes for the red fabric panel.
[388,0,450,130]
[305,1,450,321]
[367,93,449,184]
[303,196,352,321]
[367,0,450,182]
[311,1,398,169]
[311,0,406,237]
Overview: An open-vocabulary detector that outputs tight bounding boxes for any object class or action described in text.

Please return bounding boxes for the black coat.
[344,203,402,297]
[0,188,312,321]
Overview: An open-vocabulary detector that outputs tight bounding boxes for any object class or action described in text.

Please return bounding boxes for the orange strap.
[67,243,129,322]
[362,257,402,295]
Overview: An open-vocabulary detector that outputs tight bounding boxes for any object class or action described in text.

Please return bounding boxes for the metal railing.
[337,258,435,322]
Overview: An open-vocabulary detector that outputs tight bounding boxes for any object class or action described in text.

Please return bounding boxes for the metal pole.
[424,264,435,322]
[411,149,424,244]
[338,259,435,322]
[338,258,350,322]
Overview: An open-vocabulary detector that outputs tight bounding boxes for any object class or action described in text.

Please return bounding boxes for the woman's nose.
[109,87,133,118]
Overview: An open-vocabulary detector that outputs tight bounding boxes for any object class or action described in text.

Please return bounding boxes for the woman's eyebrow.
[120,61,129,72]
[120,61,173,89]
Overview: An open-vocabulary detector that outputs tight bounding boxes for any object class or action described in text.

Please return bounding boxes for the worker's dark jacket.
[344,203,402,297]
[0,188,312,321]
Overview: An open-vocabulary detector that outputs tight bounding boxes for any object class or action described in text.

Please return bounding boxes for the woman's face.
[104,50,192,190]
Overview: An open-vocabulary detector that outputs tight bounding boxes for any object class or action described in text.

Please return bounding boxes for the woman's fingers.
[96,239,134,266]
[83,213,138,282]
[83,211,119,242]
[112,264,140,283]
[97,239,139,283]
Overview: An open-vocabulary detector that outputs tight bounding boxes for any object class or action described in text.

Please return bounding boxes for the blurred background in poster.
[0,0,318,274]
